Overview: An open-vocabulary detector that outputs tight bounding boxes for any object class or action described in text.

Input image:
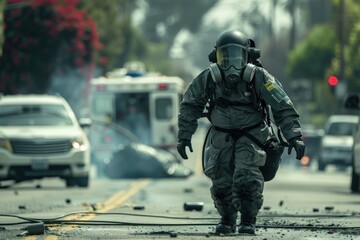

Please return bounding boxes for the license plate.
[31,159,49,170]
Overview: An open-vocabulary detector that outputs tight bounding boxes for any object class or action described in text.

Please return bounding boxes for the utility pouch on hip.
[259,136,285,181]
[247,125,287,182]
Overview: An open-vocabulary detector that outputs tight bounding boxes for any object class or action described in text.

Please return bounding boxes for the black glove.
[287,137,305,160]
[177,139,193,160]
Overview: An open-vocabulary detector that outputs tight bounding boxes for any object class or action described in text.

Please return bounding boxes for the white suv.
[318,114,359,171]
[0,94,91,187]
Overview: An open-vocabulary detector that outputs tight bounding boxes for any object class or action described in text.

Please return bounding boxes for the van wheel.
[350,167,360,193]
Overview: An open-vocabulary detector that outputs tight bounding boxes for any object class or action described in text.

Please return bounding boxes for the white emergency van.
[89,68,185,170]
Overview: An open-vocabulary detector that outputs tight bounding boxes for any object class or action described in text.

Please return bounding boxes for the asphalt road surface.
[0,127,359,240]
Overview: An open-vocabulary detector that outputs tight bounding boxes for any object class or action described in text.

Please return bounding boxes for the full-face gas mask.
[208,30,255,86]
[216,43,248,85]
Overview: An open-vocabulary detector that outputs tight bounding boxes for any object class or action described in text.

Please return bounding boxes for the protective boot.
[215,215,237,235]
[210,187,237,235]
[233,176,263,235]
[238,216,256,234]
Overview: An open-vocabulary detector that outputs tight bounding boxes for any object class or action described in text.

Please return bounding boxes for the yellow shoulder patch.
[265,81,275,91]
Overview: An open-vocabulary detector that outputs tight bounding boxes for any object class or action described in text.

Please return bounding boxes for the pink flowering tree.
[0,0,102,94]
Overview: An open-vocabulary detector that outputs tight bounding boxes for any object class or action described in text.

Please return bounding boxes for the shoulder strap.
[243,64,271,126]
[243,63,257,83]
[201,71,216,121]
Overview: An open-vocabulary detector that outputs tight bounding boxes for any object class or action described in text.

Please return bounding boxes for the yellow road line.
[24,237,37,240]
[43,236,57,240]
[99,179,149,213]
[24,179,149,240]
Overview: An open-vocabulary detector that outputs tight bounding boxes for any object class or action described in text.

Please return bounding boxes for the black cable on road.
[0,211,359,230]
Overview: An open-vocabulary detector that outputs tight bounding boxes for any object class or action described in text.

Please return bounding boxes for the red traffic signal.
[327,75,339,87]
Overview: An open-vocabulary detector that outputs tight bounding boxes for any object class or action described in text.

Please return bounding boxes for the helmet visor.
[216,44,248,70]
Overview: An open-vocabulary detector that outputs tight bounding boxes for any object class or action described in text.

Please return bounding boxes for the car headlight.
[0,138,12,152]
[72,137,87,151]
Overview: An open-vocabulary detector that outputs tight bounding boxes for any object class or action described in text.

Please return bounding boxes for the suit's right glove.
[177,139,193,160]
[288,137,305,160]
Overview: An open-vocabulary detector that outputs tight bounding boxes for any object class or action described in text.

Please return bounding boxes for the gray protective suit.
[178,65,302,222]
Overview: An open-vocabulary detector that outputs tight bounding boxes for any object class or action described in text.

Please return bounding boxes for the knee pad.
[234,175,263,200]
[210,186,236,215]
[211,186,232,202]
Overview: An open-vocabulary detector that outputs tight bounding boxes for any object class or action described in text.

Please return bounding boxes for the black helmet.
[216,30,249,48]
[215,30,250,71]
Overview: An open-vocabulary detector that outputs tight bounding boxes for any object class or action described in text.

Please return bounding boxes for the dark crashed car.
[105,142,193,179]
[90,120,192,179]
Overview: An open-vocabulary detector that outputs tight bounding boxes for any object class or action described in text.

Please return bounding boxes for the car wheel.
[65,178,76,188]
[350,167,360,193]
[317,159,326,171]
[75,176,89,188]
[65,176,89,188]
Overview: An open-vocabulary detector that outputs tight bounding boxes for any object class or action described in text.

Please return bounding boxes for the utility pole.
[269,0,278,38]
[289,0,296,50]
[339,0,345,83]
[336,0,347,99]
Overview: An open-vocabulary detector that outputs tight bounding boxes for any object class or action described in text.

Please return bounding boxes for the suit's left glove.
[177,139,193,160]
[287,137,305,160]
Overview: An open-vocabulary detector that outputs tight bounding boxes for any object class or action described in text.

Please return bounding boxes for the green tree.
[286,24,337,123]
[80,1,147,74]
[287,24,336,80]
[328,0,360,93]
[286,0,360,121]
[345,22,360,91]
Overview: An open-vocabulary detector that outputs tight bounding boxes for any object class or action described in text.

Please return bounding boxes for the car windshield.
[326,122,357,136]
[0,104,74,126]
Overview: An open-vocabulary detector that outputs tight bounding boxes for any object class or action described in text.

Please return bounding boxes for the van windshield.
[327,122,357,136]
[114,93,150,144]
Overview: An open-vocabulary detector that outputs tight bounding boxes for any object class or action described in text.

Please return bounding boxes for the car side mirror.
[344,93,360,110]
[79,118,92,128]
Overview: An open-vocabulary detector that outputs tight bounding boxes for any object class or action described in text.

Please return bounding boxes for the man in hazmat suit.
[177,30,305,235]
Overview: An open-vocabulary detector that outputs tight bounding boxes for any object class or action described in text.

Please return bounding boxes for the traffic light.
[328,75,339,86]
[327,75,339,94]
